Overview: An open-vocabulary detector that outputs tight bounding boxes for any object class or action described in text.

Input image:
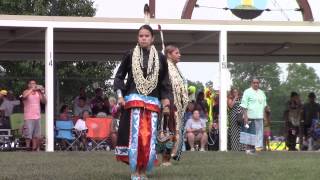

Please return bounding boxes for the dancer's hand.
[161,98,170,115]
[161,99,170,107]
[162,106,170,115]
[118,97,125,107]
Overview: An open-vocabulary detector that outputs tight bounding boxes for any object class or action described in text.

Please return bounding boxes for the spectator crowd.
[1,78,320,153]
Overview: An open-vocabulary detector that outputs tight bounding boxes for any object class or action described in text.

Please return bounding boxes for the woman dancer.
[157,45,188,165]
[114,25,171,180]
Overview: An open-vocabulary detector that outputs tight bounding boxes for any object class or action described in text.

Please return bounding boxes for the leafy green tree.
[0,61,44,95]
[283,63,320,102]
[228,62,281,92]
[0,0,95,16]
[187,80,204,94]
[0,0,117,112]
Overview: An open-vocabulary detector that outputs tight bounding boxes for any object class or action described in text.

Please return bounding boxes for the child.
[74,110,90,150]
[263,106,272,151]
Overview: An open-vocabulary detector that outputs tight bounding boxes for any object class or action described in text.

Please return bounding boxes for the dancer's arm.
[114,51,131,106]
[159,53,172,107]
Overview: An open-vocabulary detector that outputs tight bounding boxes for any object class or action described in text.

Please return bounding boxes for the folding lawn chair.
[0,128,14,151]
[0,111,15,151]
[86,117,112,151]
[55,120,80,151]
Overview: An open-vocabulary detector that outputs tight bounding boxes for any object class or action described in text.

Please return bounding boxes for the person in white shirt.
[74,110,90,131]
[74,110,90,150]
[186,109,208,151]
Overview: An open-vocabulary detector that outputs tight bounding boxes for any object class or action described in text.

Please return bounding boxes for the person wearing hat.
[302,92,320,151]
[0,90,20,129]
[0,90,20,119]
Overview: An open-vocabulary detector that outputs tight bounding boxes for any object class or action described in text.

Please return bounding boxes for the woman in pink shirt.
[22,80,46,151]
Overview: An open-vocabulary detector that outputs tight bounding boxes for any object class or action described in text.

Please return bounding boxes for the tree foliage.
[228,62,281,92]
[283,63,320,101]
[0,0,117,110]
[0,0,96,16]
[187,80,204,93]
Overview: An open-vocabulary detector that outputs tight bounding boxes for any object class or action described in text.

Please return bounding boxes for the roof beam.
[149,0,156,18]
[181,0,197,19]
[296,0,314,21]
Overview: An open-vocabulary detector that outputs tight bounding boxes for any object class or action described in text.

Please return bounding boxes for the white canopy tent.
[0,15,320,152]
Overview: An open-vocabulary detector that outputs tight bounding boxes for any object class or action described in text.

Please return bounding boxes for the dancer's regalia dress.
[114,45,171,173]
[157,59,188,160]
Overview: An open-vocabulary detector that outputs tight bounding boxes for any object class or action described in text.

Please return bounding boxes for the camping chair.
[86,117,112,151]
[55,120,80,151]
[0,111,15,151]
[0,128,14,151]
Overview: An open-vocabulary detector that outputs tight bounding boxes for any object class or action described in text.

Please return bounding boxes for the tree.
[0,61,45,96]
[0,0,95,16]
[0,0,117,111]
[283,63,320,101]
[228,62,281,92]
[187,80,204,94]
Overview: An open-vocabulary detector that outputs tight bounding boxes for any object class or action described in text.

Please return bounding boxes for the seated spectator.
[74,110,90,131]
[74,110,90,150]
[186,109,208,151]
[59,105,71,120]
[185,102,195,120]
[74,97,91,117]
[195,91,208,119]
[73,87,87,112]
[92,97,110,116]
[90,88,104,109]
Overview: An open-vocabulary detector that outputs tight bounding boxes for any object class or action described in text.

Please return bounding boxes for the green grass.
[1,151,320,180]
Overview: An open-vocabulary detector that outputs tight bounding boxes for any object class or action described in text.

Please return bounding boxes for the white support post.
[219,30,228,151]
[45,26,54,152]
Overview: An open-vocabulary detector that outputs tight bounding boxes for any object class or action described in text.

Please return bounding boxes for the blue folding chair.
[55,120,79,151]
